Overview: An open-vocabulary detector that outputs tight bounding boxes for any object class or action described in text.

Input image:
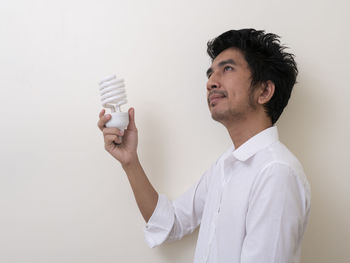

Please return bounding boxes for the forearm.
[122,157,159,223]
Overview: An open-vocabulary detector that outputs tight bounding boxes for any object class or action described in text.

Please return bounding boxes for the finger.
[113,135,122,145]
[104,134,118,147]
[103,127,124,136]
[97,114,111,131]
[126,107,137,131]
[99,109,105,118]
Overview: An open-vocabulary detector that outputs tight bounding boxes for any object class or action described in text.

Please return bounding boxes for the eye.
[224,65,233,72]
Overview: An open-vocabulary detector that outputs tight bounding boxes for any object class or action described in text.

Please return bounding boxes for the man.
[97,29,311,263]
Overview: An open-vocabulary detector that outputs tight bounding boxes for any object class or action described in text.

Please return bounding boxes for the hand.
[97,108,138,166]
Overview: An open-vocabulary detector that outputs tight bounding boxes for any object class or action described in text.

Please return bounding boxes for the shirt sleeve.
[240,163,310,263]
[144,169,210,248]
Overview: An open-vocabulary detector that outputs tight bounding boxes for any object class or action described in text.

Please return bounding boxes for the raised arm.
[97,108,158,222]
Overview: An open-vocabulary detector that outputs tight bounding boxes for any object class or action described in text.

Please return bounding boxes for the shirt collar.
[231,126,279,162]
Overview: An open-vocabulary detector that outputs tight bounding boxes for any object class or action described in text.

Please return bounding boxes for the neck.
[224,113,272,149]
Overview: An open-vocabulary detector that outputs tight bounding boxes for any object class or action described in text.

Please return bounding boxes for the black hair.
[207,28,298,124]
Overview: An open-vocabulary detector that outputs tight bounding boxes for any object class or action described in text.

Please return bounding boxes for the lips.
[208,92,226,105]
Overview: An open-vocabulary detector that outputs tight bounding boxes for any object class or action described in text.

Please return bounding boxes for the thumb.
[127,107,137,131]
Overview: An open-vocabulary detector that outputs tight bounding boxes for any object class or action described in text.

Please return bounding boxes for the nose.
[206,74,220,92]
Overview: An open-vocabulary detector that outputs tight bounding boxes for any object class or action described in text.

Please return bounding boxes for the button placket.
[223,155,237,185]
[205,155,238,262]
[205,155,236,262]
[204,172,226,262]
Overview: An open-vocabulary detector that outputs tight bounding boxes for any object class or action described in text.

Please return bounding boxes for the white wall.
[1,0,349,262]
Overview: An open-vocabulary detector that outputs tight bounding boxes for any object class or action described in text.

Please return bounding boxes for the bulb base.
[105,111,129,130]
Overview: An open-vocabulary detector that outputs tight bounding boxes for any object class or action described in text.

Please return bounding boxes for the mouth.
[208,92,226,106]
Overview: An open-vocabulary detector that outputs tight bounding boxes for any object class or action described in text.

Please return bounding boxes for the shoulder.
[252,142,311,202]
[255,141,307,182]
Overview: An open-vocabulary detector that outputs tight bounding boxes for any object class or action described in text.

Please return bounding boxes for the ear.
[257,80,275,105]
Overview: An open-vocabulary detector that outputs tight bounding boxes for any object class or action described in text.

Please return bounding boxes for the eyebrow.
[206,59,237,78]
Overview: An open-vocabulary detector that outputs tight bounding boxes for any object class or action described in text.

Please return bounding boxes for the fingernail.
[120,130,124,136]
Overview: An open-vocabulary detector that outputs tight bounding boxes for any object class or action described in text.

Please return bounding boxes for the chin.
[210,108,227,122]
[210,106,247,124]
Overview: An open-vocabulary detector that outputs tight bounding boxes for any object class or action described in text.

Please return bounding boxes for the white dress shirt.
[144,126,311,263]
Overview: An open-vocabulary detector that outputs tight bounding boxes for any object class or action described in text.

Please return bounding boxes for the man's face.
[206,48,257,124]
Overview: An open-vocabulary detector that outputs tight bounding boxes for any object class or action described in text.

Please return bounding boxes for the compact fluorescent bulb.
[99,74,129,130]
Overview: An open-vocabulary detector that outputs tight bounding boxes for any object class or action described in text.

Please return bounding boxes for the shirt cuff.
[144,193,175,248]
